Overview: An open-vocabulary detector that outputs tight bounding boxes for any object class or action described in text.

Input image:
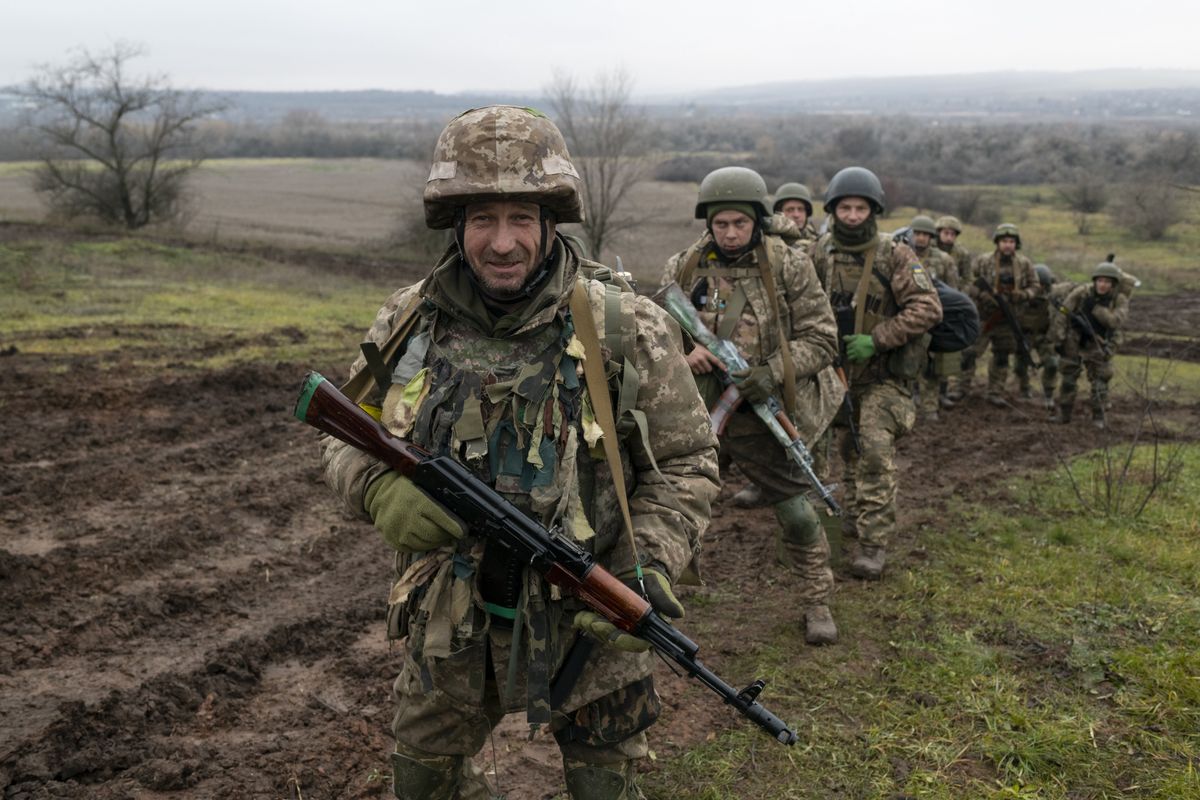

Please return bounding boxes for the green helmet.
[910,215,938,236]
[1092,262,1122,282]
[772,182,814,215]
[423,105,584,230]
[935,215,962,233]
[822,166,886,215]
[992,223,1022,248]
[1034,263,1055,286]
[695,166,770,220]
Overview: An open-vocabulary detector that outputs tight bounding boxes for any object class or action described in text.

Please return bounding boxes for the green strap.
[716,284,748,341]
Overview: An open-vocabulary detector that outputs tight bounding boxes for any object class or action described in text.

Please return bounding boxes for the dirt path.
[2,331,1198,798]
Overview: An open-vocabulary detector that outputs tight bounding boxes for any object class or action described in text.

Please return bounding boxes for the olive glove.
[573,564,683,653]
[843,334,876,363]
[731,364,776,404]
[364,470,466,553]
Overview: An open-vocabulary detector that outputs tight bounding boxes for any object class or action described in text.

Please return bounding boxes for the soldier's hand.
[365,471,466,553]
[619,564,684,619]
[731,364,775,404]
[573,611,651,652]
[685,344,724,375]
[843,334,876,363]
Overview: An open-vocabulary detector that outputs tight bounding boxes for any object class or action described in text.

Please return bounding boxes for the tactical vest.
[814,234,927,383]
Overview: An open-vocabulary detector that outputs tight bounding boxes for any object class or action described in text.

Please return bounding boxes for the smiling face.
[461,200,551,299]
[710,209,756,254]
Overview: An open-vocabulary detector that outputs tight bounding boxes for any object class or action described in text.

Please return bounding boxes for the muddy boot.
[1020,384,1033,399]
[849,546,886,580]
[803,605,838,645]
[731,483,766,508]
[986,392,1008,408]
[1092,407,1107,430]
[1043,388,1055,410]
[1050,403,1073,424]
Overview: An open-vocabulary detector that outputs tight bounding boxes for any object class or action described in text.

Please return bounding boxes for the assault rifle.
[1050,297,1112,358]
[294,372,799,746]
[654,282,842,516]
[974,276,1039,369]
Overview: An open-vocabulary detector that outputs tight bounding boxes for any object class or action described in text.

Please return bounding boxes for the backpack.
[928,278,980,353]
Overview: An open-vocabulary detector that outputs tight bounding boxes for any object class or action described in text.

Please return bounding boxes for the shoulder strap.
[675,246,704,290]
[753,243,798,416]
[341,292,427,405]
[570,281,637,546]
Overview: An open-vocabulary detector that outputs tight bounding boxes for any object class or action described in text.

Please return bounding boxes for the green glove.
[364,471,466,553]
[843,334,876,363]
[731,364,776,404]
[572,565,683,652]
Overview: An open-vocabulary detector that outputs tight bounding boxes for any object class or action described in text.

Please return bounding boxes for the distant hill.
[3,69,1199,125]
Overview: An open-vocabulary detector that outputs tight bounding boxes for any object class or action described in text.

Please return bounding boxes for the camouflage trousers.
[1015,334,1059,398]
[722,410,834,606]
[1058,340,1114,412]
[837,380,916,551]
[390,622,651,799]
[917,351,961,416]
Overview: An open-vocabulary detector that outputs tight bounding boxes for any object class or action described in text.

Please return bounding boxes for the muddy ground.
[2,282,1198,799]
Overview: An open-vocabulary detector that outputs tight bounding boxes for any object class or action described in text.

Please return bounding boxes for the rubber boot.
[390,749,496,800]
[849,545,886,580]
[1042,388,1055,410]
[1050,403,1073,424]
[1092,406,1107,430]
[563,761,643,800]
[731,483,767,508]
[804,605,838,645]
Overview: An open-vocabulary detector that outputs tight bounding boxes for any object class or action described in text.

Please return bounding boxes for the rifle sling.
[753,244,798,417]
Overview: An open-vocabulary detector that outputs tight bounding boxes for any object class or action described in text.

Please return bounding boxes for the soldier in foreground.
[809,167,942,580]
[319,106,719,799]
[1052,261,1129,428]
[966,223,1040,407]
[662,166,844,645]
[906,214,960,421]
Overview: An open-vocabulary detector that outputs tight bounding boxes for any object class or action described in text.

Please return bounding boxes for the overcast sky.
[6,0,1199,95]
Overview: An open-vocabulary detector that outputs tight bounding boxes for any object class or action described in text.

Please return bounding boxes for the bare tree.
[1111,180,1184,241]
[17,42,224,229]
[545,69,649,259]
[1058,172,1108,234]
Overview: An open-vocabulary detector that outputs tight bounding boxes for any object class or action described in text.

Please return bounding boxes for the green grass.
[0,234,395,372]
[646,448,1200,799]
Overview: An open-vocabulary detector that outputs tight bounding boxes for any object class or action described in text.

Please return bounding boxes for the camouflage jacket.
[661,232,843,444]
[939,243,973,285]
[1050,282,1129,351]
[968,251,1040,311]
[809,232,943,386]
[1020,280,1075,337]
[912,244,960,289]
[321,237,719,718]
[764,213,818,248]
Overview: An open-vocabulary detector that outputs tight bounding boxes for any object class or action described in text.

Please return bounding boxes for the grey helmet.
[822,167,885,215]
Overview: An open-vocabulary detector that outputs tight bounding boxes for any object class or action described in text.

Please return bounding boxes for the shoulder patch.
[910,262,934,291]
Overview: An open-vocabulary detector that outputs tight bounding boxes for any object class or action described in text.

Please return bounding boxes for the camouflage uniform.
[320,106,719,800]
[965,248,1040,401]
[1015,279,1075,405]
[763,213,817,248]
[938,240,975,398]
[1052,274,1129,424]
[662,229,842,614]
[911,242,959,420]
[810,232,942,574]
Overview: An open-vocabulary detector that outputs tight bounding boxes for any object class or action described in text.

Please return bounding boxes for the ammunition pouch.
[553,675,661,748]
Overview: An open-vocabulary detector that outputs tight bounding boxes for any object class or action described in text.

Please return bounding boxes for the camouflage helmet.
[935,215,963,233]
[822,166,885,214]
[1034,263,1055,286]
[695,166,770,220]
[992,222,1022,248]
[772,182,814,215]
[1092,262,1122,282]
[910,215,938,235]
[423,105,584,230]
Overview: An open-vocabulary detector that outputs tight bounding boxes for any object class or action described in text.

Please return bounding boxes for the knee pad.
[774,494,821,548]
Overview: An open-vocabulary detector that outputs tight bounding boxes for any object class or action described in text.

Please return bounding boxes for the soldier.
[1052,261,1129,428]
[768,182,819,245]
[936,215,976,401]
[966,223,1040,407]
[661,166,844,645]
[1015,264,1075,409]
[809,167,942,580]
[907,215,959,421]
[319,106,720,800]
